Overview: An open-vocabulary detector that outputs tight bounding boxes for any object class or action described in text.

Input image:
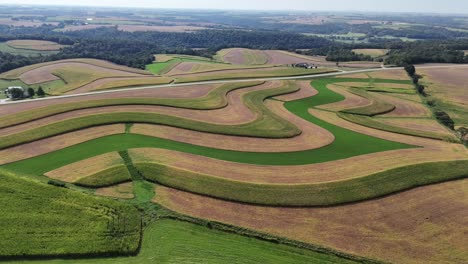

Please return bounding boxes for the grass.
[136,159,468,206]
[11,219,359,263]
[0,168,141,258]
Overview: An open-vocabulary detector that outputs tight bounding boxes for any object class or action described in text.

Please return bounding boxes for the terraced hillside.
[1,62,467,263]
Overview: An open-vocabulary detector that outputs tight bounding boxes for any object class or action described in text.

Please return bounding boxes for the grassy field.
[352,49,389,57]
[0,42,59,56]
[340,88,395,116]
[11,219,358,264]
[0,169,141,258]
[6,39,64,51]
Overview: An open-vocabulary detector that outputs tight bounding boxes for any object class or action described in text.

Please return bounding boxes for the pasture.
[6,39,65,51]
[352,48,389,57]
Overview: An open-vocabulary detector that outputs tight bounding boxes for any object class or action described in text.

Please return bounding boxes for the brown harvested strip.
[95,182,134,199]
[45,152,123,183]
[388,93,422,103]
[0,84,220,117]
[131,99,334,153]
[68,76,174,94]
[154,179,468,264]
[273,81,318,101]
[373,93,432,117]
[418,67,468,106]
[375,118,455,136]
[337,82,414,89]
[222,48,248,64]
[168,65,280,77]
[367,69,410,80]
[264,50,328,65]
[129,139,467,185]
[316,85,371,112]
[0,82,278,136]
[0,58,150,79]
[0,125,125,165]
[19,62,143,85]
[165,62,197,75]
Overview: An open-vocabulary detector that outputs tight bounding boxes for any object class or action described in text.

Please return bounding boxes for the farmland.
[0,51,468,263]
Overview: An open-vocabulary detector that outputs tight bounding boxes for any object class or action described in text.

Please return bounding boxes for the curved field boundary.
[0,59,151,80]
[340,88,396,116]
[74,166,131,188]
[1,78,417,173]
[135,159,468,206]
[5,40,64,51]
[44,151,131,188]
[173,68,336,83]
[0,83,301,149]
[338,112,459,142]
[0,81,263,129]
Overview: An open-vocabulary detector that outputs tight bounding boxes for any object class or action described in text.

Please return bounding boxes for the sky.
[0,0,468,14]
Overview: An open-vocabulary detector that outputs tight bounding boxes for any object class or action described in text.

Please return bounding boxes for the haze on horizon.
[0,0,468,14]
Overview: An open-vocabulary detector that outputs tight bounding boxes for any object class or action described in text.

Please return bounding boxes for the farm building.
[292,63,318,69]
[4,86,29,99]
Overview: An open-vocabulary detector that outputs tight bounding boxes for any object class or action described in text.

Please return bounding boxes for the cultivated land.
[418,66,468,127]
[6,39,65,51]
[1,53,467,263]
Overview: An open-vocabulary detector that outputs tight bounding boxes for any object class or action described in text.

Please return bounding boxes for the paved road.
[2,64,468,106]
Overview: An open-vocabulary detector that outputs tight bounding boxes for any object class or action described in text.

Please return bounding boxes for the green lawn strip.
[119,150,155,203]
[74,165,132,188]
[0,81,263,129]
[0,168,141,258]
[340,88,396,116]
[135,159,468,206]
[0,84,301,150]
[11,219,361,264]
[338,112,459,142]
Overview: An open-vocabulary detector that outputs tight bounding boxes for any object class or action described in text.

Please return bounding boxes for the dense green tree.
[27,88,35,98]
[37,86,45,97]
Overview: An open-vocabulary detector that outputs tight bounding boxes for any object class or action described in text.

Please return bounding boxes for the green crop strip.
[3,78,413,176]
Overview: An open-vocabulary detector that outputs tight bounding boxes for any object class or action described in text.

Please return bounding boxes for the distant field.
[352,49,389,57]
[0,59,153,95]
[6,39,65,51]
[0,42,59,56]
[118,25,206,32]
